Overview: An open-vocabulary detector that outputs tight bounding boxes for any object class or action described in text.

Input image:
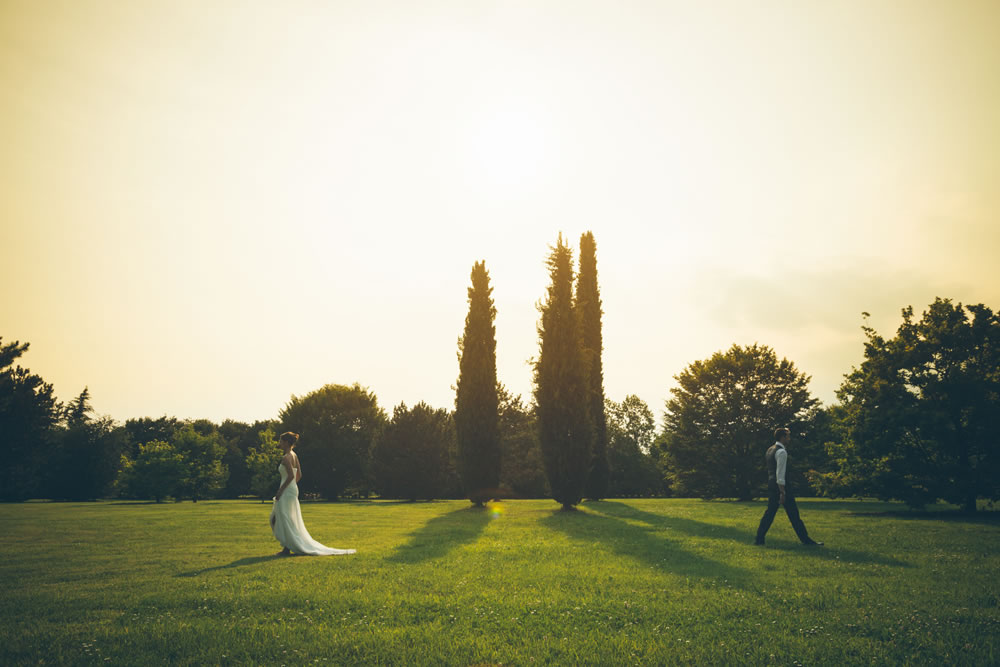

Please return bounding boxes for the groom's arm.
[776,449,787,504]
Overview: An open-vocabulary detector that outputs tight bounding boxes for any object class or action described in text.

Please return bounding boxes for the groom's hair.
[774,427,789,441]
[279,431,299,447]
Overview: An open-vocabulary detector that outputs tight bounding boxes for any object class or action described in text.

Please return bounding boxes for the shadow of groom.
[386,505,492,565]
[541,504,751,587]
[588,501,911,568]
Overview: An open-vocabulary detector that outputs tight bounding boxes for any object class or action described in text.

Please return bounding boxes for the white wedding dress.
[270,462,355,556]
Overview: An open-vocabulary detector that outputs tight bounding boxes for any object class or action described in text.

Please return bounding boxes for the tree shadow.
[102,500,164,506]
[765,500,1000,522]
[753,500,891,513]
[175,554,284,578]
[385,506,491,564]
[588,501,912,568]
[541,505,752,587]
[845,509,1000,525]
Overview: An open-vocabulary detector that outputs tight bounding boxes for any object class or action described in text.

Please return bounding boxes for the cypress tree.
[578,231,610,500]
[534,234,593,510]
[455,260,501,506]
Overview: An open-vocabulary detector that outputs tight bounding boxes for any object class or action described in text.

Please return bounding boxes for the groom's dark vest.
[766,444,784,484]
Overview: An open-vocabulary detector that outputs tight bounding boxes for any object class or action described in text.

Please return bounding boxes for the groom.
[754,428,823,546]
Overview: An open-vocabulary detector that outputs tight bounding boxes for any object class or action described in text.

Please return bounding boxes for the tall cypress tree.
[534,234,593,510]
[455,260,500,506]
[578,231,609,500]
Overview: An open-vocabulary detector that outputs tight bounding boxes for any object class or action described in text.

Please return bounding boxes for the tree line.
[0,368,660,504]
[1,234,997,511]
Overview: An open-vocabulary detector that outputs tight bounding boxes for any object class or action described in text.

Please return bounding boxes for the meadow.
[1,498,998,666]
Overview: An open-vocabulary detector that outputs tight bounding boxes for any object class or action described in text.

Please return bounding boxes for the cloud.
[679,261,983,403]
[697,262,977,334]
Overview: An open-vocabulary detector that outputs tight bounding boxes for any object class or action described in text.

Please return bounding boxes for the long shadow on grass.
[753,500,894,513]
[103,501,162,505]
[845,510,1000,524]
[768,500,1000,522]
[590,501,911,568]
[541,506,752,586]
[386,506,491,564]
[176,554,282,577]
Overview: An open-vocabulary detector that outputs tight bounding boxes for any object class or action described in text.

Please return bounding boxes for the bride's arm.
[274,455,294,501]
[295,458,302,483]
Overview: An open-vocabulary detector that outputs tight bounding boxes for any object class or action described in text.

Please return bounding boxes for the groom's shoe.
[753,539,765,546]
[803,540,824,547]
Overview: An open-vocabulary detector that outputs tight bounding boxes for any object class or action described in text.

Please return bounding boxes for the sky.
[2,0,999,425]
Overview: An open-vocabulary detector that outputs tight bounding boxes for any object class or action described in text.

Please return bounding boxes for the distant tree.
[279,383,386,499]
[663,344,819,500]
[534,234,594,510]
[497,386,548,498]
[577,232,610,501]
[606,395,663,497]
[0,339,60,501]
[46,388,126,500]
[120,440,186,502]
[830,299,1000,512]
[189,418,218,437]
[373,402,455,501]
[246,427,283,502]
[218,419,260,498]
[64,386,92,427]
[123,416,181,458]
[172,425,228,502]
[789,405,839,498]
[455,260,501,506]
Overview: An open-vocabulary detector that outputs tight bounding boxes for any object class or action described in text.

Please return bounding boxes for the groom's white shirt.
[774,442,787,485]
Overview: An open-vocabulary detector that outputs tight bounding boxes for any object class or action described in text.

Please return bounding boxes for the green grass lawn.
[1,498,998,666]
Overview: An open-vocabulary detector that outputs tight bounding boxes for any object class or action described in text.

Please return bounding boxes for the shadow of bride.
[175,554,284,578]
[589,501,911,568]
[541,506,751,586]
[386,506,491,565]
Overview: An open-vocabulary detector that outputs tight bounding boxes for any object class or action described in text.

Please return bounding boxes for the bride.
[270,432,355,556]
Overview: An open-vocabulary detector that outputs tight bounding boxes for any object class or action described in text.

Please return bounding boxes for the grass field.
[1,498,998,666]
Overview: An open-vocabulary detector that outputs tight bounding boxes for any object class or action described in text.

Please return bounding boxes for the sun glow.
[2,1,998,422]
[459,103,556,196]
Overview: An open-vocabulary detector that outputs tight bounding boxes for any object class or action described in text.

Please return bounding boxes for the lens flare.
[486,501,504,519]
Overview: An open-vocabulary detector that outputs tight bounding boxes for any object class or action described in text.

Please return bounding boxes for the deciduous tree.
[498,386,548,498]
[247,427,283,502]
[374,402,455,501]
[120,440,186,502]
[663,344,818,500]
[279,383,386,499]
[606,395,662,497]
[832,299,1000,512]
[172,424,228,502]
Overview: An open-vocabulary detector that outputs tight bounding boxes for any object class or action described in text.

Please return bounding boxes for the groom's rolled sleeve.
[775,448,787,485]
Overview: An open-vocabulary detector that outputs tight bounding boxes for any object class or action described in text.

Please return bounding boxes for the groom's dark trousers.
[755,481,812,544]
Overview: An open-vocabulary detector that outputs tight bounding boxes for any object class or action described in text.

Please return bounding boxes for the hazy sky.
[2,0,999,424]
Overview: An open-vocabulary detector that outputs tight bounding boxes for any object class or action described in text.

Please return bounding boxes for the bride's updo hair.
[279,432,299,447]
